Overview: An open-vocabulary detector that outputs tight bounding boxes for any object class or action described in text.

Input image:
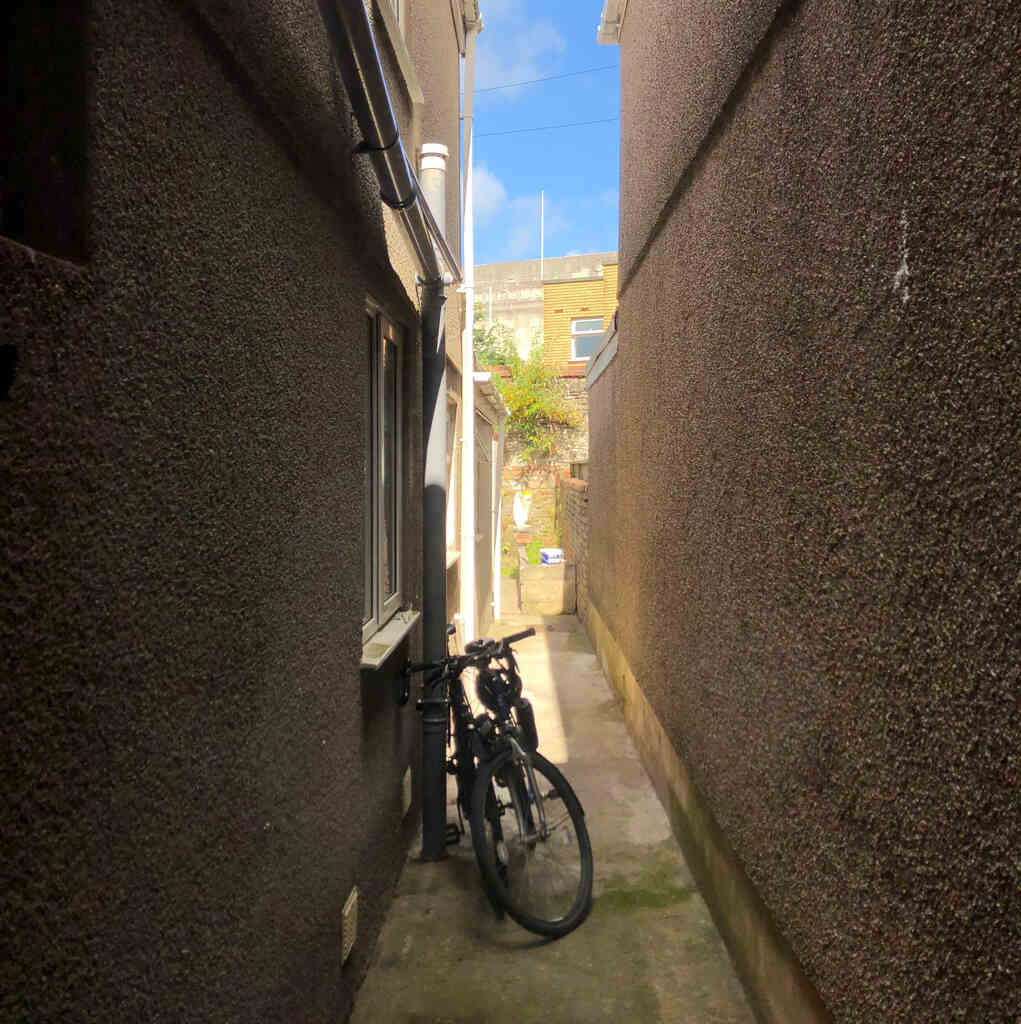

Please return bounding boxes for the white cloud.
[501,194,570,260]
[507,195,540,259]
[475,10,566,99]
[473,164,508,224]
[546,204,570,238]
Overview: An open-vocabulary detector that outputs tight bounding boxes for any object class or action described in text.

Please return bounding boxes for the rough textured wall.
[594,0,1020,1021]
[2,0,426,1019]
[618,0,781,280]
[587,362,623,652]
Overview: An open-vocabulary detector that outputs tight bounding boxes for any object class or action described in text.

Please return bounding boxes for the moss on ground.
[598,880,696,913]
[596,854,696,914]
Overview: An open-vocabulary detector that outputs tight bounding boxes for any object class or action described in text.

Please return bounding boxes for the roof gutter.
[315,0,462,285]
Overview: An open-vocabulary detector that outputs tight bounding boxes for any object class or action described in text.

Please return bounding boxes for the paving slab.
[351,614,754,1024]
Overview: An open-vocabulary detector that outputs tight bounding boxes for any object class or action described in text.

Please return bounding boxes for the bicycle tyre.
[470,749,593,938]
[476,778,508,918]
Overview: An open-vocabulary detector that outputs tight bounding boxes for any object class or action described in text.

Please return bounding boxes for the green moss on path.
[596,858,696,913]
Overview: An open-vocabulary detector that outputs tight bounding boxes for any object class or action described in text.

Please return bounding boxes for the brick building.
[542,259,619,379]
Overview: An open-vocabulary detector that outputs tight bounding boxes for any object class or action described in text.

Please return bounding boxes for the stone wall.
[559,477,590,623]
[500,464,562,561]
[503,378,589,469]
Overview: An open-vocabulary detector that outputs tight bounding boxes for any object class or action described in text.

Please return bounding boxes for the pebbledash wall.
[1,0,466,1020]
[590,1,1019,1023]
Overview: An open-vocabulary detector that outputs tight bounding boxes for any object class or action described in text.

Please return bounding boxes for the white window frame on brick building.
[570,317,604,361]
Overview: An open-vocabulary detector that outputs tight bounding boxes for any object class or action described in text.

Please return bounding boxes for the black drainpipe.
[420,285,449,861]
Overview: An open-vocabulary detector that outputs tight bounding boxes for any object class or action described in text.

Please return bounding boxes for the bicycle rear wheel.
[470,749,593,938]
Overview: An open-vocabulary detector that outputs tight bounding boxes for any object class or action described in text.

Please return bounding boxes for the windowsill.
[361,609,421,670]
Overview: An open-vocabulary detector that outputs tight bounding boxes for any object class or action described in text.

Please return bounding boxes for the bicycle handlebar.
[403,626,536,676]
[502,626,536,647]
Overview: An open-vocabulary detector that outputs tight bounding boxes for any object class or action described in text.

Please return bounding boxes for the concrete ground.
[351,613,754,1024]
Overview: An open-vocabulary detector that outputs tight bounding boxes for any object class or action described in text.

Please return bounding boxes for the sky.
[468,0,620,266]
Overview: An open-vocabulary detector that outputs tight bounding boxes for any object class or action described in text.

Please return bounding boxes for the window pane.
[572,332,602,359]
[571,318,603,334]
[381,335,398,603]
[363,315,374,626]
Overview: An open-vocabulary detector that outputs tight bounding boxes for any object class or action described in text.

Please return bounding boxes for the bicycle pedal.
[444,823,461,845]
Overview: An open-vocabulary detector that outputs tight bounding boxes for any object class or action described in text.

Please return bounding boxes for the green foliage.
[472,311,517,370]
[473,305,577,462]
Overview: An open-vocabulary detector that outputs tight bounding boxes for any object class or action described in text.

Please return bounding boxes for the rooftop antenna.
[540,189,544,280]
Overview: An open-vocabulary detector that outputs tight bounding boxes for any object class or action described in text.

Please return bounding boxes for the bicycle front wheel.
[470,749,593,938]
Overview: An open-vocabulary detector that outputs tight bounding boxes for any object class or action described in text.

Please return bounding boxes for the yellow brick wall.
[602,263,618,325]
[542,262,619,373]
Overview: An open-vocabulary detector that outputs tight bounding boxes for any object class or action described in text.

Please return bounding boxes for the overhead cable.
[476,64,619,93]
[477,116,619,138]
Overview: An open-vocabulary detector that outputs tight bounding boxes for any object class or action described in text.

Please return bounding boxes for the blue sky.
[468,0,620,265]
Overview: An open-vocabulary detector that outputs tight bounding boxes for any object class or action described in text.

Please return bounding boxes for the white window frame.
[445,391,461,568]
[363,303,404,645]
[570,317,604,361]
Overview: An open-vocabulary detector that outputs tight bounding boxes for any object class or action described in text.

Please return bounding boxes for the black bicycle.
[404,625,593,939]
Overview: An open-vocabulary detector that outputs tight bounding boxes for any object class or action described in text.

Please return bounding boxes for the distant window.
[570,318,604,360]
[1,0,88,259]
[363,306,404,644]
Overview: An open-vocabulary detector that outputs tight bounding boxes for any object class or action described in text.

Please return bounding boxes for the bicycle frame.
[503,735,550,841]
[405,625,541,837]
[444,652,546,841]
[404,625,593,939]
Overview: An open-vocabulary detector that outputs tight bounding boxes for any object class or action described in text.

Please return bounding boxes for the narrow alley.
[351,613,754,1024]
[4,1,1016,1020]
